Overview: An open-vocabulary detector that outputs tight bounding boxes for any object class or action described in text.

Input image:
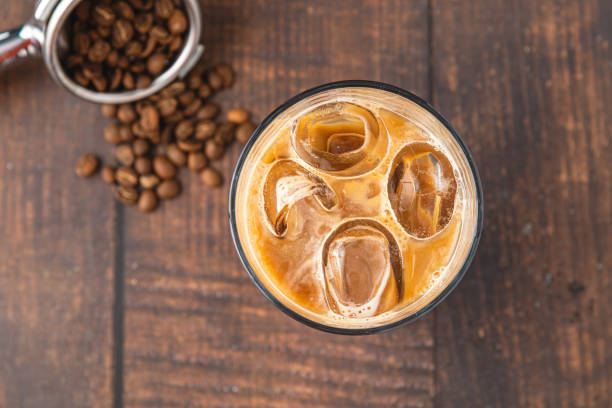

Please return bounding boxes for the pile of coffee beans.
[75,62,257,213]
[62,0,189,92]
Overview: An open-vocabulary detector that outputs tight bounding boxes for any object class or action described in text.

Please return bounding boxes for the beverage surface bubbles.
[239,91,471,324]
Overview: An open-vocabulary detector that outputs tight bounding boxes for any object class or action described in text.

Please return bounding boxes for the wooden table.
[1,1,610,407]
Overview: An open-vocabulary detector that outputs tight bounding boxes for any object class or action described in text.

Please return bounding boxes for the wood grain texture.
[0,4,116,408]
[432,0,612,407]
[122,1,432,407]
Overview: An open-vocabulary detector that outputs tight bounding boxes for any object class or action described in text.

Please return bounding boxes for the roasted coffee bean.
[115,166,138,187]
[75,153,99,177]
[174,119,194,140]
[115,185,139,205]
[215,63,234,88]
[83,62,103,79]
[112,19,134,47]
[73,32,90,55]
[161,81,186,97]
[75,1,91,21]
[155,0,174,19]
[119,124,134,142]
[124,40,142,57]
[205,139,224,160]
[74,70,89,87]
[88,40,111,62]
[140,36,157,58]
[117,103,137,123]
[130,0,154,11]
[166,144,187,167]
[207,71,223,90]
[134,157,152,174]
[236,121,256,144]
[110,68,122,90]
[164,111,184,123]
[133,12,153,33]
[136,74,152,89]
[92,75,108,91]
[122,71,135,89]
[227,108,249,124]
[183,98,202,116]
[198,83,212,99]
[151,25,170,42]
[187,152,207,171]
[156,179,181,199]
[97,25,112,38]
[200,167,222,187]
[117,55,129,69]
[187,72,202,89]
[153,156,176,179]
[102,104,118,118]
[168,36,182,53]
[101,166,116,184]
[157,97,177,116]
[104,123,122,144]
[147,53,167,75]
[140,105,160,131]
[106,49,119,66]
[177,139,202,153]
[114,144,135,166]
[160,126,173,144]
[177,90,195,106]
[66,54,84,69]
[214,122,235,145]
[168,9,187,34]
[132,139,150,156]
[115,1,135,19]
[138,190,158,212]
[92,4,116,26]
[140,173,160,189]
[196,103,219,120]
[195,120,216,140]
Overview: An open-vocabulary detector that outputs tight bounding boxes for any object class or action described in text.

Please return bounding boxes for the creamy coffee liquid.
[234,87,479,330]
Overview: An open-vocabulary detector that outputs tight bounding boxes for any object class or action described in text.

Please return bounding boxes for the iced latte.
[230,82,482,333]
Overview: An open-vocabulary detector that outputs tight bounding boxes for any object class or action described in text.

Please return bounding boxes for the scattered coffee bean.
[101,165,116,184]
[75,153,99,177]
[134,157,152,174]
[138,190,158,212]
[140,174,161,189]
[115,166,139,187]
[115,185,139,205]
[117,103,137,123]
[187,152,207,171]
[214,122,235,145]
[104,122,122,144]
[114,144,135,166]
[166,144,187,167]
[81,61,256,212]
[227,108,249,124]
[156,179,181,199]
[153,156,176,179]
[196,103,219,120]
[205,139,224,160]
[200,167,222,188]
[195,120,216,140]
[236,121,256,144]
[207,70,223,91]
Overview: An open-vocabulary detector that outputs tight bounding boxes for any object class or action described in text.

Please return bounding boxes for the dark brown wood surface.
[0,0,610,407]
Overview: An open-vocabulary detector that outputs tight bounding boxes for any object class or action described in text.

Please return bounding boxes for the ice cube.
[322,220,402,317]
[292,102,386,176]
[263,160,337,237]
[388,143,457,238]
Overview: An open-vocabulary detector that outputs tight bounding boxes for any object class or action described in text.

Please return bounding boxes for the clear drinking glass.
[229,81,483,334]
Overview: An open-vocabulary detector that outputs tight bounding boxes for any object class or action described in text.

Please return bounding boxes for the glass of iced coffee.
[229,81,483,334]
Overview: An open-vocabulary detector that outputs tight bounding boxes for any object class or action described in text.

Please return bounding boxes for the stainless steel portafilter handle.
[0,0,204,104]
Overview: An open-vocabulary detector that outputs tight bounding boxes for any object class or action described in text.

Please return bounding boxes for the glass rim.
[228,80,484,335]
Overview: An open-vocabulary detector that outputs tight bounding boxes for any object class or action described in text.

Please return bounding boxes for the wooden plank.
[0,4,116,408]
[432,0,612,406]
[122,1,432,407]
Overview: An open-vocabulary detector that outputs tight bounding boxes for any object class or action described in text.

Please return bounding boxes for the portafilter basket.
[0,0,203,104]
